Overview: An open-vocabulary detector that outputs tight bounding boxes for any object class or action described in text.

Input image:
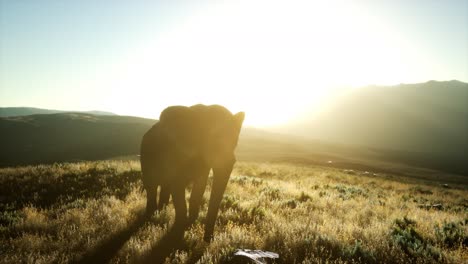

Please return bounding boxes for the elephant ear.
[159,106,202,158]
[233,112,245,130]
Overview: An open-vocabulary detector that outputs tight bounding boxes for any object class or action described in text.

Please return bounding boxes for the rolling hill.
[1,110,467,179]
[0,107,115,117]
[279,80,468,175]
[0,113,154,166]
[0,113,338,168]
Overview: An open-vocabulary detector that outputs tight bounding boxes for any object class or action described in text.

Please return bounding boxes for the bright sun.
[103,0,424,127]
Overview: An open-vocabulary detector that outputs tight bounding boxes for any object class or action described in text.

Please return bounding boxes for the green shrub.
[220,195,241,211]
[391,217,443,262]
[344,240,377,263]
[249,205,266,220]
[260,186,281,200]
[334,185,368,200]
[435,221,467,248]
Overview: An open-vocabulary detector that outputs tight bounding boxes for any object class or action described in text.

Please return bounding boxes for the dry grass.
[0,160,466,263]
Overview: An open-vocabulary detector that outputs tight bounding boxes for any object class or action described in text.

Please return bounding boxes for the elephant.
[140,104,245,241]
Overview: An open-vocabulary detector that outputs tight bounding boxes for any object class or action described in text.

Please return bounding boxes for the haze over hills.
[0,107,116,117]
[1,81,467,176]
[0,112,323,167]
[0,111,443,180]
[277,80,468,170]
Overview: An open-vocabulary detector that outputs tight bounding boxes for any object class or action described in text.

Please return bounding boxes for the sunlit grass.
[0,160,466,263]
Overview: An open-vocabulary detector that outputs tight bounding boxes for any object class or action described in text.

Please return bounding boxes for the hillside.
[0,107,116,117]
[0,113,154,166]
[1,112,466,180]
[0,113,340,168]
[1,160,466,263]
[280,80,468,175]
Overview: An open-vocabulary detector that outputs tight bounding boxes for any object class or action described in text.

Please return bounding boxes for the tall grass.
[0,161,466,263]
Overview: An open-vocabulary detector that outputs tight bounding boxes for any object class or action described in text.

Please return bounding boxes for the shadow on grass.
[0,168,141,213]
[138,224,207,264]
[185,244,208,264]
[75,210,149,264]
[75,211,206,264]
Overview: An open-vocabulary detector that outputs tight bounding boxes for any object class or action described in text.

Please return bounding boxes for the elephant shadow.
[75,210,206,264]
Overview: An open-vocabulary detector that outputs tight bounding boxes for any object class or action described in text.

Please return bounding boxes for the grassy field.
[0,160,466,263]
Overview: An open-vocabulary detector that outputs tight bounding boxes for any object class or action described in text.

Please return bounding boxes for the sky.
[1,0,467,126]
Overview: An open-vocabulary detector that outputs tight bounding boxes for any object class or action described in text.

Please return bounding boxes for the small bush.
[0,205,23,226]
[297,192,312,203]
[284,199,297,209]
[230,175,263,187]
[435,221,467,248]
[220,195,241,211]
[391,217,443,262]
[249,205,266,220]
[344,240,377,263]
[260,186,281,200]
[334,185,367,200]
[258,170,277,177]
[411,186,433,195]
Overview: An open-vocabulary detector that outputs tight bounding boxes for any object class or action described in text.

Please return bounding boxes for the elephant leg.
[204,163,234,242]
[157,186,170,212]
[188,167,210,224]
[171,184,188,231]
[145,186,157,216]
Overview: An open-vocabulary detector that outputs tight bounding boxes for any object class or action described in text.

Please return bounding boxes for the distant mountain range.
[278,80,468,174]
[0,107,116,117]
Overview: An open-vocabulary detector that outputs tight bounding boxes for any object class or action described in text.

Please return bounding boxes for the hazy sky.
[1,0,467,126]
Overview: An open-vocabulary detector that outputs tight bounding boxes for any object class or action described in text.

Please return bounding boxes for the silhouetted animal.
[140,104,244,241]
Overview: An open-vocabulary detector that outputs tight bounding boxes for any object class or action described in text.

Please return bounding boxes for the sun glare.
[101,0,425,127]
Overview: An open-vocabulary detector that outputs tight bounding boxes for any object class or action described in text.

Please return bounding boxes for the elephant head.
[159,104,244,169]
